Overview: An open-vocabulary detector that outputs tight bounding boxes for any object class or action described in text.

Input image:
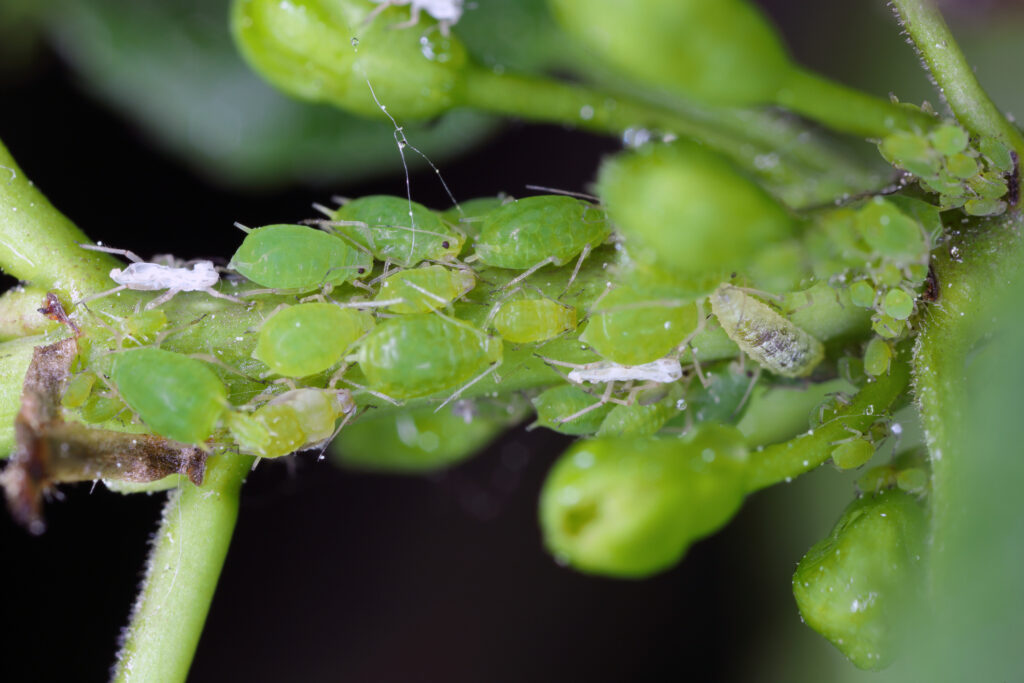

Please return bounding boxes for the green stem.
[461,67,874,204]
[112,452,253,683]
[0,140,118,299]
[890,0,1024,160]
[744,351,910,493]
[774,67,937,138]
[912,211,1024,588]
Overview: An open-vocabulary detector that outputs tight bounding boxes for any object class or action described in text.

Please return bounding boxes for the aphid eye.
[357,267,367,274]
[441,241,450,249]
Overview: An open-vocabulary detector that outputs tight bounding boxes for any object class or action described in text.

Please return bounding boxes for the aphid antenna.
[73,285,129,309]
[733,366,762,417]
[554,382,618,425]
[79,243,145,264]
[558,244,592,297]
[340,378,403,406]
[435,360,501,413]
[335,297,406,309]
[311,202,335,218]
[232,222,253,234]
[523,184,600,202]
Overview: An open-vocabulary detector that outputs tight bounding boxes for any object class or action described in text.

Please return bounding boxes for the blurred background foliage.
[0,0,1022,680]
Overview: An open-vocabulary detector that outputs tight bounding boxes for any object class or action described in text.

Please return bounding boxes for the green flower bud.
[539,425,749,577]
[547,0,793,106]
[231,0,469,120]
[598,141,794,278]
[793,490,927,670]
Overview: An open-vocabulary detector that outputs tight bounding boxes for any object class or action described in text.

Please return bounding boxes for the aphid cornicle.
[324,195,463,268]
[473,195,611,282]
[709,284,824,378]
[356,313,502,400]
[253,303,374,378]
[229,224,372,291]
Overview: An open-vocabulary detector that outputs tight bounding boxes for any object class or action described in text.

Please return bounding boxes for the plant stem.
[112,452,253,683]
[890,0,1024,161]
[774,67,936,138]
[0,140,118,300]
[744,351,910,493]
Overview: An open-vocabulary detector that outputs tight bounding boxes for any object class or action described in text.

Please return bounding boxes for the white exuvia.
[367,0,464,34]
[567,358,683,385]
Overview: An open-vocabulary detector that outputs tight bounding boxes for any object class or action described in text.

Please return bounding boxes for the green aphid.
[831,439,875,470]
[78,394,128,424]
[61,371,97,409]
[872,314,906,339]
[473,195,611,273]
[254,303,374,378]
[879,131,940,177]
[945,152,979,180]
[230,224,372,291]
[357,313,502,400]
[854,198,927,263]
[595,387,680,438]
[228,388,355,458]
[580,284,698,366]
[873,263,905,288]
[328,195,463,267]
[532,384,613,436]
[710,284,823,378]
[882,289,915,321]
[333,400,525,473]
[375,264,475,314]
[539,425,749,578]
[928,124,969,156]
[792,490,926,670]
[111,348,228,445]
[746,240,810,293]
[922,175,967,198]
[849,281,877,309]
[683,361,756,424]
[490,297,577,344]
[895,467,928,494]
[442,196,508,254]
[964,197,1007,217]
[122,309,168,345]
[979,136,1015,173]
[968,172,1009,200]
[863,337,893,377]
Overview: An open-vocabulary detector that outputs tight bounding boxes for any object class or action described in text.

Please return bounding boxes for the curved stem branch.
[0,140,117,299]
[112,453,253,683]
[889,0,1024,159]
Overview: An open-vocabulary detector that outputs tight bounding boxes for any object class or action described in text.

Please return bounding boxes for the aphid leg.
[532,354,587,371]
[202,287,250,306]
[688,344,710,388]
[500,256,557,291]
[555,382,616,424]
[560,243,591,297]
[73,284,128,308]
[404,280,451,309]
[829,424,867,447]
[79,243,144,263]
[361,0,395,27]
[143,288,182,310]
[733,366,762,417]
[315,406,359,462]
[435,360,502,413]
[232,222,252,233]
[340,378,403,406]
[390,3,422,30]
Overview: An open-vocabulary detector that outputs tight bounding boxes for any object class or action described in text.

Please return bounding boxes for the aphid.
[579,284,698,365]
[374,264,475,314]
[229,224,372,291]
[356,313,502,400]
[549,357,684,385]
[472,195,611,288]
[227,388,356,459]
[253,303,374,378]
[317,195,463,268]
[709,284,823,378]
[487,294,577,344]
[110,348,228,445]
[595,385,681,438]
[531,384,614,436]
[77,245,245,310]
[365,0,464,36]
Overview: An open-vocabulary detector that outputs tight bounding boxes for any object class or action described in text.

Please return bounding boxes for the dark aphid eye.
[441,241,450,249]
[357,267,366,274]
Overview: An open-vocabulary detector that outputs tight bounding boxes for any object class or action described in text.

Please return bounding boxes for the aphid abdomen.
[710,284,823,378]
[492,299,576,344]
[475,195,610,269]
[229,224,371,291]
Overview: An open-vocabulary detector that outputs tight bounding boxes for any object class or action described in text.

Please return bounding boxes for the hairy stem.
[744,351,910,492]
[890,0,1024,161]
[0,140,118,299]
[112,452,253,683]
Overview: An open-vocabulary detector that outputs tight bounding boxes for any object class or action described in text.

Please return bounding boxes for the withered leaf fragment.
[0,294,206,534]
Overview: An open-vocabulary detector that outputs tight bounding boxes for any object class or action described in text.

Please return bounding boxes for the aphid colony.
[56,184,932,467]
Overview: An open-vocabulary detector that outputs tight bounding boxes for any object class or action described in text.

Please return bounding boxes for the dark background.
[0,1,1013,681]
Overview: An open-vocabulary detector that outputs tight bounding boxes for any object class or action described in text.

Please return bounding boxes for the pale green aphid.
[473,195,611,284]
[61,371,97,409]
[532,384,614,436]
[374,264,475,314]
[122,309,169,345]
[229,223,372,291]
[863,338,893,377]
[357,313,503,400]
[709,283,824,378]
[111,347,228,445]
[254,303,374,378]
[325,195,463,268]
[594,390,680,438]
[831,439,875,470]
[490,297,577,344]
[580,283,698,365]
[227,388,355,458]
